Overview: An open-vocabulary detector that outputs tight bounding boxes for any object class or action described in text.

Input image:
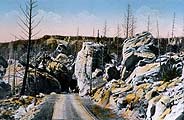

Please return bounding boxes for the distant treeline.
[0,35,184,60]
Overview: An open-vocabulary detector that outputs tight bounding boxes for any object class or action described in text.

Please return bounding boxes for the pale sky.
[0,0,184,42]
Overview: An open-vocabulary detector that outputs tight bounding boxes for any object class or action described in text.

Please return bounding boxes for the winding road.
[52,94,97,120]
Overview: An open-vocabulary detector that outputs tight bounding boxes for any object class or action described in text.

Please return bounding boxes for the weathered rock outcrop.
[91,32,184,120]
[19,43,76,95]
[92,77,184,120]
[121,32,158,79]
[0,56,11,99]
[121,32,182,85]
[75,42,104,96]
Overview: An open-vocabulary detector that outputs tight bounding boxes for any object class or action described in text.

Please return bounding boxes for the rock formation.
[19,42,77,95]
[75,42,104,96]
[0,56,11,99]
[91,32,184,120]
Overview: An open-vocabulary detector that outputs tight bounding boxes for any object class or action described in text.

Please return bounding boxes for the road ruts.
[52,94,97,120]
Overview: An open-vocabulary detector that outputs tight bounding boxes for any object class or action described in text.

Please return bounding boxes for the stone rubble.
[91,32,184,120]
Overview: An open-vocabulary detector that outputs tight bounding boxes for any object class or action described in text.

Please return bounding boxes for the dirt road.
[52,94,97,120]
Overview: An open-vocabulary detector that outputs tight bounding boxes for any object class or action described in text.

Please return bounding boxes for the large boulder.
[47,61,72,92]
[26,71,61,95]
[75,42,104,96]
[19,43,76,95]
[121,32,158,79]
[124,54,182,85]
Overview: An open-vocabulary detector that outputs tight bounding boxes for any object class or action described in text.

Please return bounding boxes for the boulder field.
[90,32,184,120]
[0,31,183,120]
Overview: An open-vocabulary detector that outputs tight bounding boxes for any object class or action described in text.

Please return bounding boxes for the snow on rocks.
[91,32,184,120]
[121,32,157,79]
[92,77,184,120]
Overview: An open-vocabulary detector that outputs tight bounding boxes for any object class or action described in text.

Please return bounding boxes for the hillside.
[0,32,184,120]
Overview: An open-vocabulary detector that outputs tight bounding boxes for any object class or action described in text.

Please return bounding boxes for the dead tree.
[147,15,150,32]
[183,17,184,36]
[77,26,79,37]
[12,48,16,95]
[19,0,41,95]
[156,18,162,77]
[116,24,121,56]
[96,29,100,43]
[8,41,13,84]
[75,26,79,55]
[171,12,176,40]
[123,4,132,38]
[130,15,136,37]
[170,12,176,49]
[92,27,95,37]
[167,12,176,72]
[103,20,107,37]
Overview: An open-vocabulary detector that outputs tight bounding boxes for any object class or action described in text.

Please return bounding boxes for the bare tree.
[147,15,150,32]
[97,29,100,38]
[103,20,107,37]
[130,15,136,37]
[171,12,176,40]
[183,17,184,36]
[123,4,132,38]
[156,18,162,77]
[8,41,13,84]
[74,26,80,56]
[12,46,16,95]
[19,0,41,95]
[92,27,95,37]
[116,24,120,56]
[77,26,79,37]
[167,12,176,71]
[117,24,121,37]
[96,29,100,43]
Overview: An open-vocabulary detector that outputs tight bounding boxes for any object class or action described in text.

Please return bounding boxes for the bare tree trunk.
[92,27,95,37]
[116,24,120,57]
[8,41,13,84]
[123,4,132,38]
[183,17,184,37]
[167,12,176,72]
[126,4,130,38]
[130,15,136,37]
[103,20,107,37]
[156,19,162,77]
[171,12,175,41]
[75,26,79,56]
[19,0,40,95]
[147,15,150,32]
[12,51,16,95]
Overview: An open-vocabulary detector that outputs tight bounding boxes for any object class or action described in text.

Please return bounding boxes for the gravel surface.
[81,96,124,120]
[32,94,58,120]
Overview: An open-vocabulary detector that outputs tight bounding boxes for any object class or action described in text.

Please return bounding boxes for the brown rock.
[125,93,139,104]
[157,82,169,92]
[159,108,171,120]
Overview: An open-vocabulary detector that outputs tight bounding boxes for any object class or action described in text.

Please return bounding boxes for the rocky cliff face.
[75,42,105,96]
[15,40,78,95]
[121,32,158,79]
[91,32,184,120]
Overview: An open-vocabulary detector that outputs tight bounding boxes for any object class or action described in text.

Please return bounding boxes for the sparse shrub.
[161,58,180,82]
